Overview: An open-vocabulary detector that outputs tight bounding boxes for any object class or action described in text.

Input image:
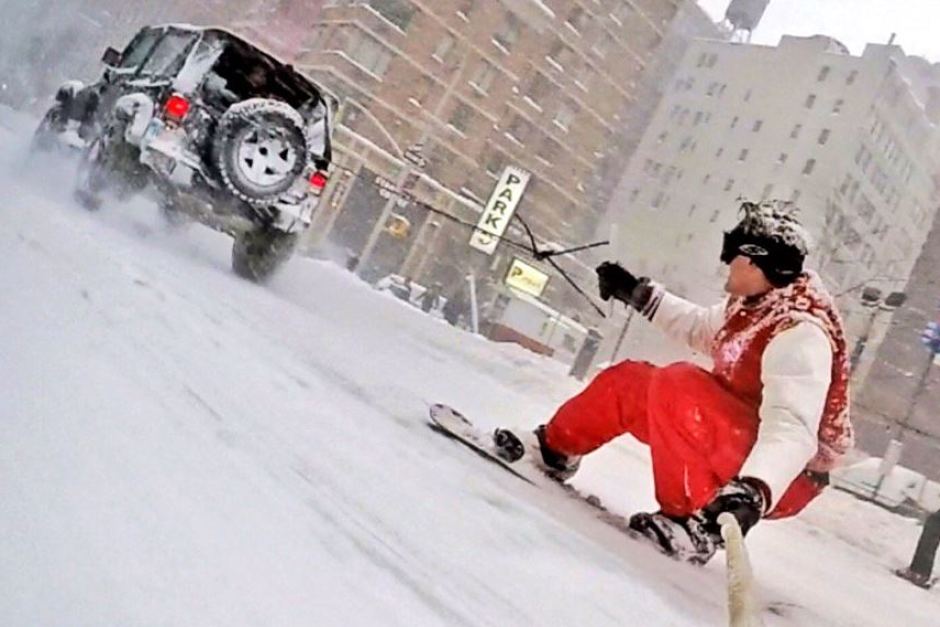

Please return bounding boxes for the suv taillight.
[163,94,190,124]
[309,171,329,193]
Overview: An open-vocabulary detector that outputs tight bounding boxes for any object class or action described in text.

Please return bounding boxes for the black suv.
[34,25,335,281]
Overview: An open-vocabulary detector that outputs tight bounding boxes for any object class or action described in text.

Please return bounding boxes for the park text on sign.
[505,258,549,297]
[469,166,531,255]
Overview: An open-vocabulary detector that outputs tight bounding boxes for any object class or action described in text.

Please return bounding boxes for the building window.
[505,115,533,145]
[657,131,668,143]
[818,129,831,145]
[482,148,504,175]
[791,189,802,202]
[707,82,719,96]
[537,136,561,165]
[629,188,640,203]
[716,147,724,158]
[805,94,817,108]
[709,209,721,223]
[348,32,393,77]
[730,116,739,129]
[817,66,831,82]
[703,173,712,184]
[697,52,708,68]
[689,203,697,216]
[707,53,718,68]
[553,101,577,131]
[694,111,704,125]
[566,6,590,33]
[743,88,752,102]
[547,40,575,69]
[493,11,521,52]
[448,103,473,133]
[469,60,496,93]
[790,123,802,139]
[409,75,434,107]
[738,148,749,161]
[610,2,634,24]
[432,33,455,63]
[752,119,763,132]
[802,158,817,175]
[651,191,666,209]
[368,0,415,31]
[724,178,735,191]
[456,0,474,20]
[526,72,551,107]
[592,33,614,58]
[761,183,774,199]
[847,70,858,85]
[777,153,788,164]
[832,99,845,114]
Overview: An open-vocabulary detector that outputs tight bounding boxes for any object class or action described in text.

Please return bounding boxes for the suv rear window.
[120,28,161,69]
[140,31,199,76]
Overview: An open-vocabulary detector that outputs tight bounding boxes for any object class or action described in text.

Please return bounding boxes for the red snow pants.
[544,361,824,519]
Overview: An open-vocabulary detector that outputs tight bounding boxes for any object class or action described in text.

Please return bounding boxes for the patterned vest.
[711,272,852,471]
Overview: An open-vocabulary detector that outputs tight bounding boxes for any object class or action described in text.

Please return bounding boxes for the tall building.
[589,0,727,223]
[853,194,940,481]
[602,35,940,348]
[294,0,685,314]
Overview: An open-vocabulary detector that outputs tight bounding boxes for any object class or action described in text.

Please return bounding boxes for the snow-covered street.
[1,110,938,625]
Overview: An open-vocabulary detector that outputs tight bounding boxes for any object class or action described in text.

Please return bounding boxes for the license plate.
[143,120,163,144]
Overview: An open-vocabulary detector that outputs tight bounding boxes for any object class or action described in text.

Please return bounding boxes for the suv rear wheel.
[231,227,298,282]
[214,99,308,206]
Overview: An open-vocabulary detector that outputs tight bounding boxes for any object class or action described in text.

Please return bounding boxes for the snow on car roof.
[154,23,329,98]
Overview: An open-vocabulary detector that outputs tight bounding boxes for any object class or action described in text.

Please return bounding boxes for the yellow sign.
[505,258,549,297]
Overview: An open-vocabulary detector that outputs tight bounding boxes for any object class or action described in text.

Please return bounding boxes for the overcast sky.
[696,0,940,63]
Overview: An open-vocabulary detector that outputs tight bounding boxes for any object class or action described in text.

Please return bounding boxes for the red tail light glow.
[309,171,329,192]
[164,94,190,123]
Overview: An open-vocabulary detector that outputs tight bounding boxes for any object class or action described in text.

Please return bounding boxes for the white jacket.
[641,288,832,509]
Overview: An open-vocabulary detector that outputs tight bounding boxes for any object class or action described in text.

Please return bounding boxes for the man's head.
[721,200,809,296]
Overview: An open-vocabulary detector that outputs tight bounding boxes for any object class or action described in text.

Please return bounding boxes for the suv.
[34,25,335,281]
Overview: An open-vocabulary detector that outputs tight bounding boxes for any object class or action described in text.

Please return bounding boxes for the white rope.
[719,513,765,627]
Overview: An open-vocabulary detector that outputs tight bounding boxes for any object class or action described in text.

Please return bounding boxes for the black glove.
[701,477,769,537]
[595,261,639,303]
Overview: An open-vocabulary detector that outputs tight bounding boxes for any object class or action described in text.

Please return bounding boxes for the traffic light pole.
[355,53,468,279]
[871,349,936,501]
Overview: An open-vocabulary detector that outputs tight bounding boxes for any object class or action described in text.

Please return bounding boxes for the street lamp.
[849,287,906,374]
[871,302,940,503]
[354,53,469,279]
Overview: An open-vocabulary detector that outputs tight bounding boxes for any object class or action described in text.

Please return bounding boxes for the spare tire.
[214,98,308,206]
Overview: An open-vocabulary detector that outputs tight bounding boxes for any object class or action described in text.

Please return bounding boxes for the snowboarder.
[496,200,851,564]
[895,508,940,589]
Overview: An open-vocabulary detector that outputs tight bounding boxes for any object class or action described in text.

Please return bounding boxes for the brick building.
[294,0,684,315]
[854,205,940,481]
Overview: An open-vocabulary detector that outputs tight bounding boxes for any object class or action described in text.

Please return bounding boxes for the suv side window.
[120,28,162,69]
[139,31,199,77]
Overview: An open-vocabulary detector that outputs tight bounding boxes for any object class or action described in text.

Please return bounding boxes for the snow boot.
[628,511,719,565]
[492,425,581,481]
[894,567,935,590]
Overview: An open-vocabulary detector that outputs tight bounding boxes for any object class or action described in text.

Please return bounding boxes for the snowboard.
[428,403,670,541]
[428,403,769,624]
